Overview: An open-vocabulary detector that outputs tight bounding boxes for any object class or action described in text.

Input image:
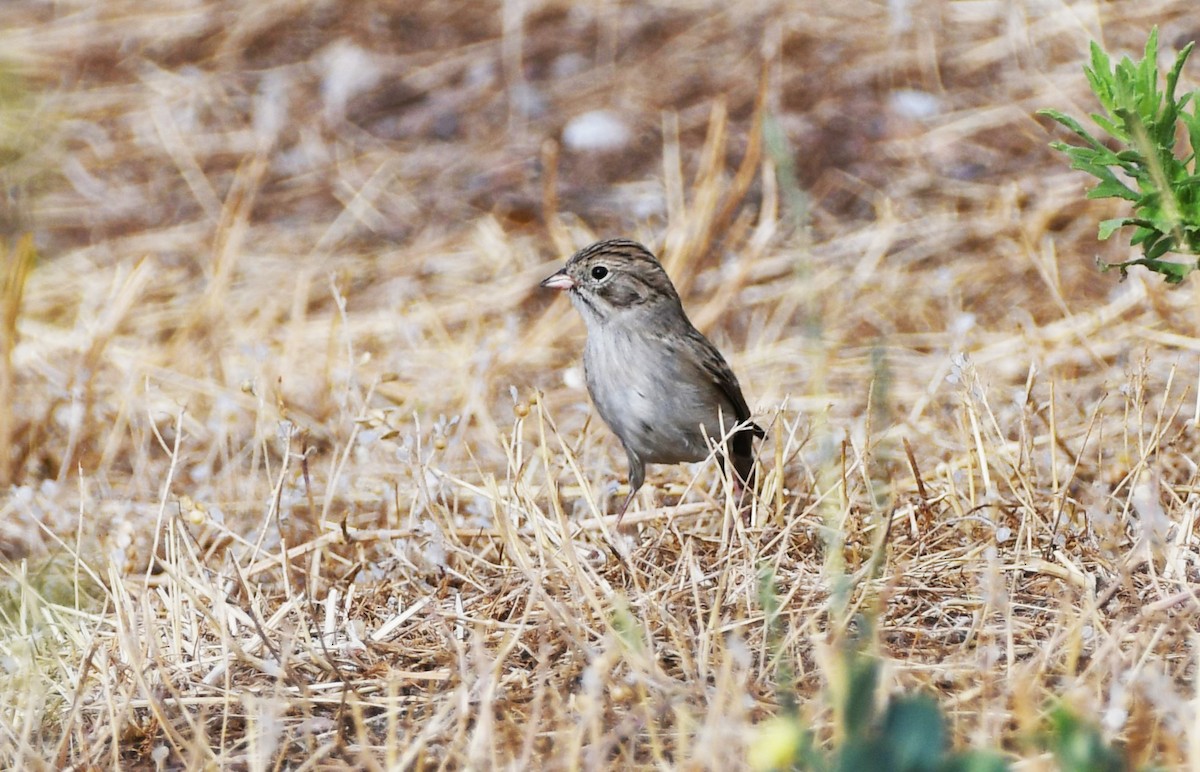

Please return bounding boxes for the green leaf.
[842,649,879,737]
[835,739,886,772]
[1097,218,1135,240]
[939,752,1011,772]
[1038,109,1113,154]
[1130,225,1157,246]
[881,695,947,772]
[1086,41,1115,110]
[1166,41,1196,107]
[1037,108,1081,129]
[1089,113,1125,141]
[1182,104,1200,166]
[1044,706,1126,772]
[1145,236,1176,261]
[1087,177,1139,202]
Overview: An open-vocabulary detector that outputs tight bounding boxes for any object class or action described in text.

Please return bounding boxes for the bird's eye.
[590,265,609,280]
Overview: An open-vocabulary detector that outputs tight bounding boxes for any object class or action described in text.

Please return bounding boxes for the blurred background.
[3,1,1200,768]
[5,1,1190,497]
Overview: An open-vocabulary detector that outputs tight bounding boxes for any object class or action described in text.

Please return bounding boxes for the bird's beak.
[540,269,575,291]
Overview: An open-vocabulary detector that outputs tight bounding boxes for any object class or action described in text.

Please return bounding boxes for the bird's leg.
[716,454,745,502]
[615,449,645,526]
[718,451,756,513]
[715,454,731,498]
[615,489,636,525]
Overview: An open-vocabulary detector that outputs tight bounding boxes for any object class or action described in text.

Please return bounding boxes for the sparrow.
[540,238,763,523]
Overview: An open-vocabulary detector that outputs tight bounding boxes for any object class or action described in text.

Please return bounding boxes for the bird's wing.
[682,327,765,439]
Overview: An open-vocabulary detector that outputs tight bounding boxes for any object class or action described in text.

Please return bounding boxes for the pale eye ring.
[590,265,609,280]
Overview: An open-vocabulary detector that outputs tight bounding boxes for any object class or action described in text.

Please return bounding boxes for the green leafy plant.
[748,603,1009,772]
[1040,705,1129,772]
[749,635,1011,771]
[1040,28,1200,283]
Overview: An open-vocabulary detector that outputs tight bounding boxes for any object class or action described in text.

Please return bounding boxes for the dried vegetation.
[2,0,1200,768]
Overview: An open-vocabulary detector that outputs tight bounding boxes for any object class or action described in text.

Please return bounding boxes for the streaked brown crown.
[561,239,682,321]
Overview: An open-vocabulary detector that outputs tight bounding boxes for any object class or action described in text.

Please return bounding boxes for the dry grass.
[2,0,1199,768]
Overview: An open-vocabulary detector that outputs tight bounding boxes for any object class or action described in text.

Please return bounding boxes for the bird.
[540,238,763,524]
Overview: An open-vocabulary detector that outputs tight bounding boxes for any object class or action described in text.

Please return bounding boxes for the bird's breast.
[583,325,730,464]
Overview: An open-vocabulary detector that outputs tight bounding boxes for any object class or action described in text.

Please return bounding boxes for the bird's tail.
[730,421,765,492]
